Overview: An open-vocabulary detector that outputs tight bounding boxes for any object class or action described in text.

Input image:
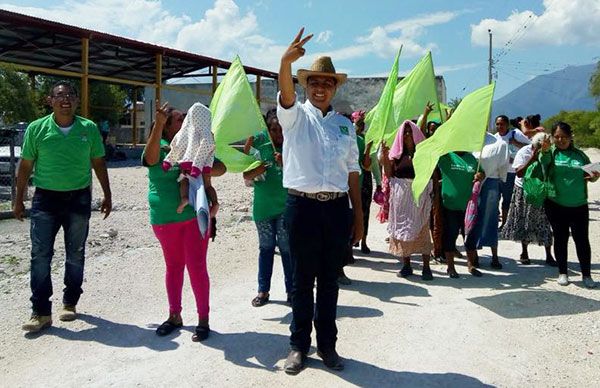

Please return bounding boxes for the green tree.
[543,110,600,148]
[0,65,39,125]
[448,97,462,110]
[590,61,600,105]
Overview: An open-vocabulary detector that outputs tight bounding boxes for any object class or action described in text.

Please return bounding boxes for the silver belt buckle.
[316,192,330,201]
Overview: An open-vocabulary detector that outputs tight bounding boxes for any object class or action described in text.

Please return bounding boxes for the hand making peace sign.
[281,28,313,65]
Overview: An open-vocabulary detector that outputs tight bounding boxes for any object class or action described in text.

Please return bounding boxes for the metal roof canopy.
[0,9,280,118]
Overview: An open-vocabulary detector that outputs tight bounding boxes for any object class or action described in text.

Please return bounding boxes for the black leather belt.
[288,188,347,201]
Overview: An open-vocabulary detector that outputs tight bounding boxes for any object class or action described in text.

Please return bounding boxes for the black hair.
[427,121,439,128]
[526,114,541,128]
[509,116,522,129]
[495,115,509,124]
[50,80,78,97]
[160,106,176,141]
[265,108,278,126]
[552,121,572,137]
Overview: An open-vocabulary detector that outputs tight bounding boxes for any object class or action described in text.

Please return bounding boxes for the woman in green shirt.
[244,110,292,307]
[544,122,599,288]
[144,102,224,341]
[438,152,485,278]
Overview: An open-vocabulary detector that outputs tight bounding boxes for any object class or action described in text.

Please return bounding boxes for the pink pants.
[152,218,210,320]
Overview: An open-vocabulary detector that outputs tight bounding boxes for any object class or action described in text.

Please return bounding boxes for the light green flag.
[411,82,496,203]
[364,47,401,149]
[210,56,264,173]
[383,51,441,146]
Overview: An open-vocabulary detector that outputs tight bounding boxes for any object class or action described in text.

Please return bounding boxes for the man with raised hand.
[15,81,112,333]
[278,28,363,374]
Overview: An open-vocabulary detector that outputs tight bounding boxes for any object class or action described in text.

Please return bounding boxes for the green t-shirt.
[144,139,196,225]
[21,114,105,191]
[438,152,478,211]
[547,146,591,207]
[252,132,287,222]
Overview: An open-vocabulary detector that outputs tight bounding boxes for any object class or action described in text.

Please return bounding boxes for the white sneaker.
[557,274,569,286]
[582,277,597,289]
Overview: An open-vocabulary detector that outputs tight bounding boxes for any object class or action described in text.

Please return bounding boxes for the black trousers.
[545,200,591,276]
[285,193,351,353]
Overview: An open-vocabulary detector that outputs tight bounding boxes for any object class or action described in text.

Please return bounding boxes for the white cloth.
[512,144,534,188]
[188,175,210,238]
[163,103,215,176]
[59,125,73,135]
[277,93,360,193]
[495,129,530,173]
[474,133,509,182]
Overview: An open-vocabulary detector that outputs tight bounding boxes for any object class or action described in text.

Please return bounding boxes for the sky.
[2,0,599,101]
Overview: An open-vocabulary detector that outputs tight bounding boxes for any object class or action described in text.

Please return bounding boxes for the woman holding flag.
[380,120,434,280]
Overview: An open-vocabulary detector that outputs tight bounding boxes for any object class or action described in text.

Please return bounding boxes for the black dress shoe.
[317,349,344,370]
[284,350,306,375]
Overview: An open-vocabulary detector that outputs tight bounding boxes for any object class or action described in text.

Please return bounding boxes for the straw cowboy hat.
[297,56,347,88]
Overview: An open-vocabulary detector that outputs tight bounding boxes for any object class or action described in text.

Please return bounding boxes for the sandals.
[156,320,182,336]
[520,254,531,265]
[421,268,434,281]
[192,325,210,342]
[447,269,460,279]
[251,294,269,307]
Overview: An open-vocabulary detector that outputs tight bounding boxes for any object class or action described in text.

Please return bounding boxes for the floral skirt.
[500,185,553,246]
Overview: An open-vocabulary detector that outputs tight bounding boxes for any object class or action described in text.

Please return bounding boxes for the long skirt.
[500,185,553,246]
[467,177,501,249]
[388,177,433,257]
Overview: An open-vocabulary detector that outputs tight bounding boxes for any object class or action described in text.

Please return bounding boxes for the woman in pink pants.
[143,102,224,341]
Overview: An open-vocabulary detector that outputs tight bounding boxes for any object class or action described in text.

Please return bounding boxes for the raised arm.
[144,101,169,166]
[420,101,434,134]
[279,28,313,109]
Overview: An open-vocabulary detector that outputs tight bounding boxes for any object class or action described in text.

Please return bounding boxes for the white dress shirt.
[474,133,509,182]
[277,93,360,193]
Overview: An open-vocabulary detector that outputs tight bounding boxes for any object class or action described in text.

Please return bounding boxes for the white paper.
[581,162,600,175]
[187,176,210,238]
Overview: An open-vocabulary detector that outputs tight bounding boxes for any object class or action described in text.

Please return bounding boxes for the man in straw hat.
[278,28,363,374]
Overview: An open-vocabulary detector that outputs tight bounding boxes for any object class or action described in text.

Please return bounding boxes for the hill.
[493,63,596,120]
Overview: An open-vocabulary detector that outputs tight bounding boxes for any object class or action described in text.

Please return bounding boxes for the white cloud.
[316,30,333,44]
[471,0,600,48]
[0,0,458,73]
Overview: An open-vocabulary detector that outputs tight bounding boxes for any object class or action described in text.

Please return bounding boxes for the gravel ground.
[0,150,599,387]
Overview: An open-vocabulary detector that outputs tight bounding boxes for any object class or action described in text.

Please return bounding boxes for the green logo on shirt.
[339,126,349,135]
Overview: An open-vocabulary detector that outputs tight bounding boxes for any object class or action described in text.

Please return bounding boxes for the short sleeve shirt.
[277,93,360,193]
[252,131,287,222]
[438,152,478,211]
[548,147,591,207]
[512,145,534,188]
[144,139,196,225]
[21,114,105,191]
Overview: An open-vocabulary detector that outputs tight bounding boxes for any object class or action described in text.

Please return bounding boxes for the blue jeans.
[29,187,91,316]
[255,214,292,294]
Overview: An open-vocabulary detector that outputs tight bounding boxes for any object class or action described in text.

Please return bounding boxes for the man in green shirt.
[14,81,112,332]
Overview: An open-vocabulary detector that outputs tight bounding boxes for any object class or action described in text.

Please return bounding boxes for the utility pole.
[488,29,493,84]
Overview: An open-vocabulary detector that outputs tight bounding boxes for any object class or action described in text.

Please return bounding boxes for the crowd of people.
[12,28,599,376]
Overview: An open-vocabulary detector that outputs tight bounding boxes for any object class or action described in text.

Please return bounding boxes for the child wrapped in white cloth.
[162,103,215,236]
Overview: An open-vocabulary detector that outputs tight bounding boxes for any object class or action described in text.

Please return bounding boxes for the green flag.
[383,51,441,146]
[210,56,265,172]
[411,83,496,203]
[364,47,401,149]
